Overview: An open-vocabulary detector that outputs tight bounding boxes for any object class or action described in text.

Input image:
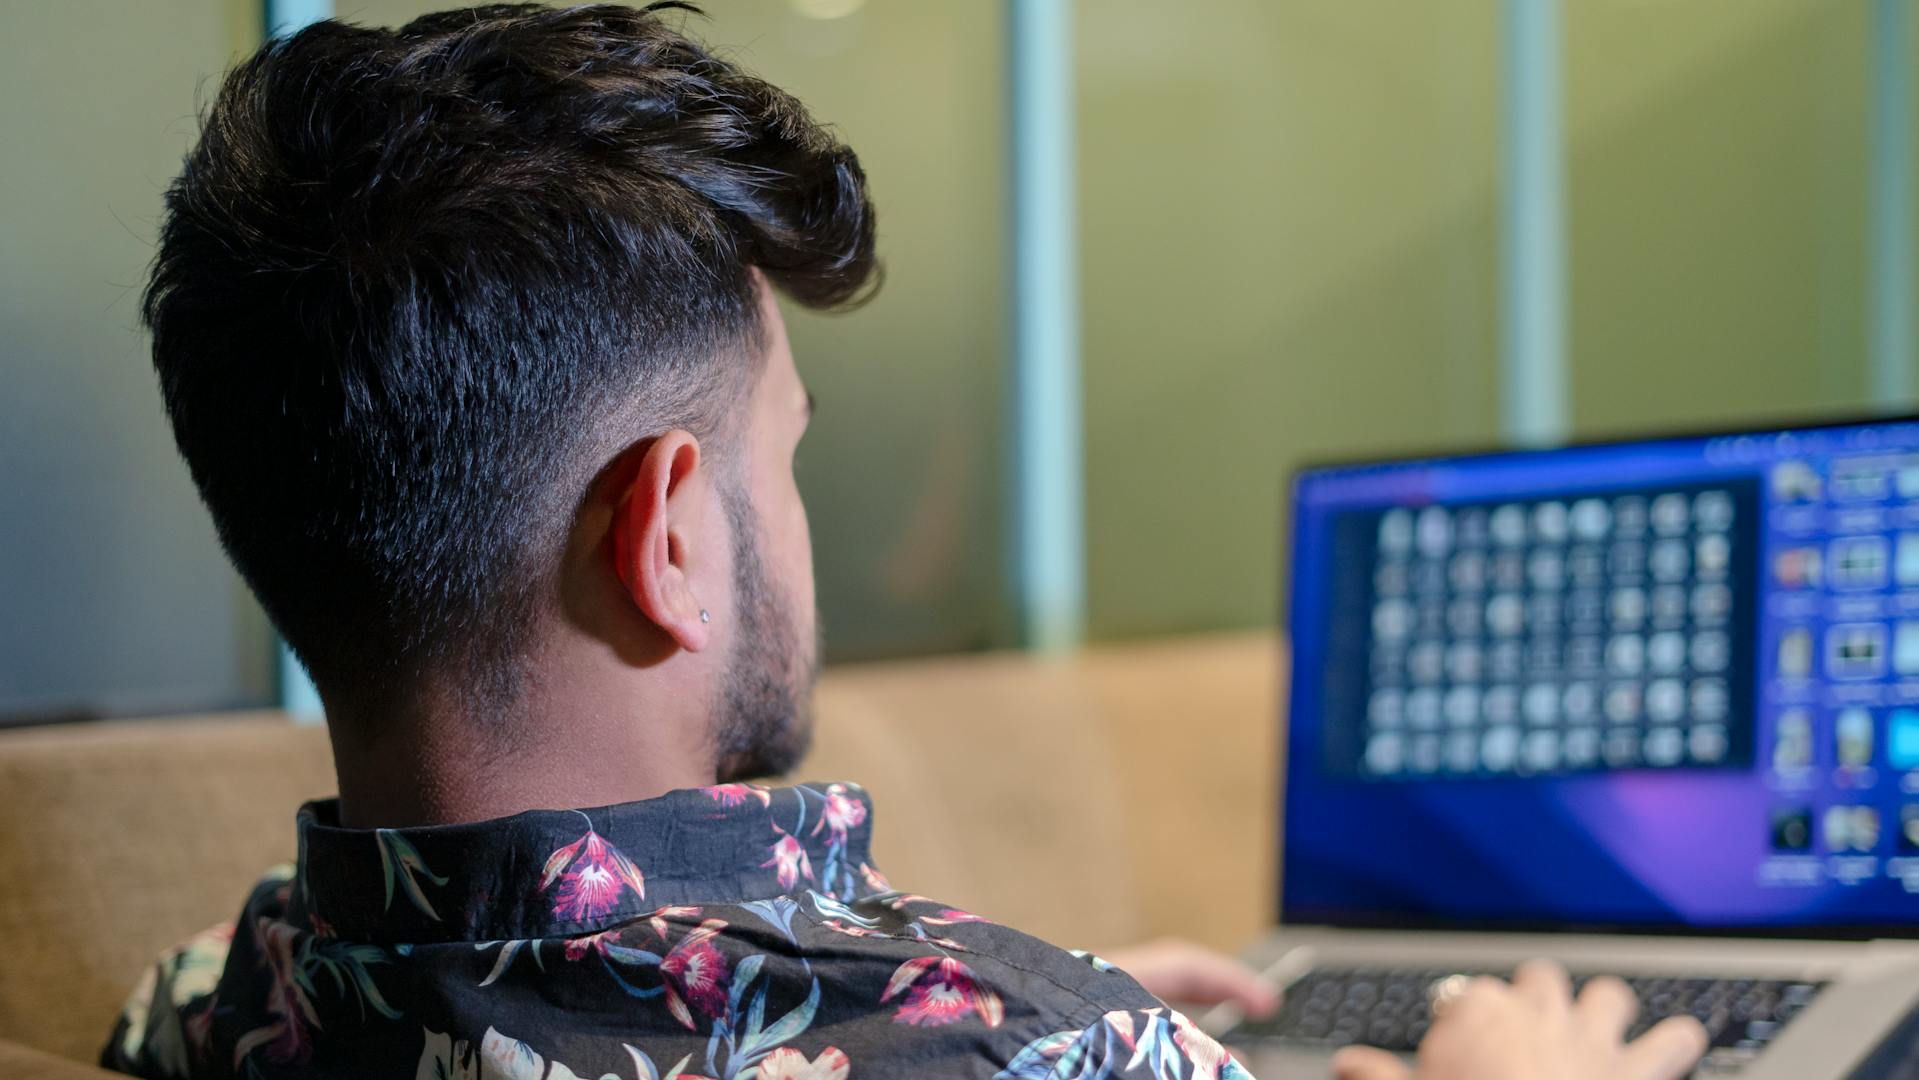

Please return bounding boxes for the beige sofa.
[0,632,1281,1077]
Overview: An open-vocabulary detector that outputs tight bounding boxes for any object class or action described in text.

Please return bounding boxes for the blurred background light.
[789,0,867,21]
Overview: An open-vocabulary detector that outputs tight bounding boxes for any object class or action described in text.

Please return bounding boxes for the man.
[104,5,1708,1078]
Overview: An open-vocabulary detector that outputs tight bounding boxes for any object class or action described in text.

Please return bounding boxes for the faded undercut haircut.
[144,2,877,711]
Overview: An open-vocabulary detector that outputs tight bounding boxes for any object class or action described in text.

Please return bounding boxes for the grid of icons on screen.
[1359,489,1745,779]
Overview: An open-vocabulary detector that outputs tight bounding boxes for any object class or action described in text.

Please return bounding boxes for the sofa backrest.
[0,713,335,1062]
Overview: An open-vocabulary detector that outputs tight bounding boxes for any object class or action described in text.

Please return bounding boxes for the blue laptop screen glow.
[1284,418,1919,933]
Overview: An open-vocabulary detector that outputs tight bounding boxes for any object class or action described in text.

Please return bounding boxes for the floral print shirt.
[103,781,1252,1080]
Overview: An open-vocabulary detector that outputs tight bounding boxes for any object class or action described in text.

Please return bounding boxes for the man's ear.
[610,430,714,653]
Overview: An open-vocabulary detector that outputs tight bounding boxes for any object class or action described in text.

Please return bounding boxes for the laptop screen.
[1283,416,1919,935]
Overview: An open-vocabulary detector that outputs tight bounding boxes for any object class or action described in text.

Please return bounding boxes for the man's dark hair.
[144,2,877,711]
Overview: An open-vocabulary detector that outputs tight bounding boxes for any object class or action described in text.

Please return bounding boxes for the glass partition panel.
[1077,0,1504,638]
[0,1,273,720]
[1565,0,1878,435]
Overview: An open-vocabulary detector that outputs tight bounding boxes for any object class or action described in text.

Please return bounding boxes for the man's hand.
[1330,960,1708,1080]
[1104,937,1281,1018]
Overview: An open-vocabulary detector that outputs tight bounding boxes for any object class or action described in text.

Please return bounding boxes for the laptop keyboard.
[1223,966,1827,1074]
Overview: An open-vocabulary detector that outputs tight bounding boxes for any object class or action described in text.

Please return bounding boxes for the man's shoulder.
[769,889,1158,1023]
[655,889,1242,1079]
[759,891,1250,1078]
[785,891,1151,1014]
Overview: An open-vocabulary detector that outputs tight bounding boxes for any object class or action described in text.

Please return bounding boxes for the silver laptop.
[1215,417,1919,1078]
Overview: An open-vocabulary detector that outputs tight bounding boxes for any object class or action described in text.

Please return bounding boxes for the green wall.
[1078,0,1504,639]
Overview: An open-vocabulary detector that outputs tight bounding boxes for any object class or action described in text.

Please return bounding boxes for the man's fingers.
[1166,948,1281,1015]
[1620,1016,1710,1079]
[1460,975,1513,1011]
[1114,940,1281,1015]
[1574,974,1639,1039]
[1511,959,1572,1015]
[1329,1045,1415,1080]
[1149,945,1277,1012]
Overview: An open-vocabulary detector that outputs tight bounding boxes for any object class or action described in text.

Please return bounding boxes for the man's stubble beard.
[712,481,820,783]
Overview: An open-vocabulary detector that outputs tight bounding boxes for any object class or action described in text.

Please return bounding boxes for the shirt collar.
[289,781,884,944]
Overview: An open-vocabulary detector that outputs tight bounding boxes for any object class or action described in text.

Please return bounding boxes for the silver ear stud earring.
[699,609,710,624]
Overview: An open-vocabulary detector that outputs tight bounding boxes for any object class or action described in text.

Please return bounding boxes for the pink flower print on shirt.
[702,783,773,809]
[919,907,988,926]
[810,783,867,845]
[762,833,813,891]
[646,904,702,941]
[820,919,886,940]
[563,928,622,962]
[883,956,1003,1029]
[659,919,732,1030]
[541,826,646,923]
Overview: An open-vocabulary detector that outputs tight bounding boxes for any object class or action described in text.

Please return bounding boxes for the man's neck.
[324,683,717,830]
